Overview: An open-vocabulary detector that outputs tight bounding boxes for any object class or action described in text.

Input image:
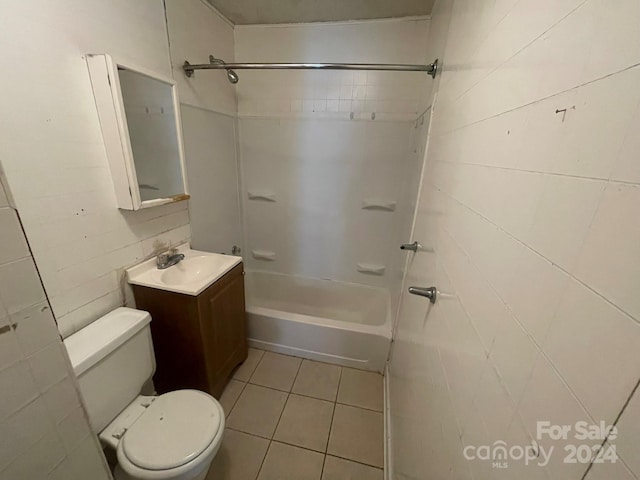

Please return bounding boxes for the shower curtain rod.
[183,56,438,79]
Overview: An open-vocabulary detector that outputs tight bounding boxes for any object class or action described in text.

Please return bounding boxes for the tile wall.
[0,0,192,337]
[165,0,243,256]
[0,173,110,479]
[234,18,432,121]
[235,19,433,300]
[389,0,640,479]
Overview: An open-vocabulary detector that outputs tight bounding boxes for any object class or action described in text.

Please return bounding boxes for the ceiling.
[204,0,434,25]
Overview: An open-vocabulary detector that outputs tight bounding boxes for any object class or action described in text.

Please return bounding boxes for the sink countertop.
[126,244,242,296]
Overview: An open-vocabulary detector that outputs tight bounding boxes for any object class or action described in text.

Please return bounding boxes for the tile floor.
[207,348,384,480]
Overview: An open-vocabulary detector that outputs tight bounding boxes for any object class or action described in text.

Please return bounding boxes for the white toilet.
[64,307,224,480]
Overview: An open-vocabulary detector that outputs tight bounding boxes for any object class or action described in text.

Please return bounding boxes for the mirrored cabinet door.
[87,54,189,210]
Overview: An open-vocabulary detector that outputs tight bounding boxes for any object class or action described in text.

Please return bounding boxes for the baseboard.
[384,362,392,480]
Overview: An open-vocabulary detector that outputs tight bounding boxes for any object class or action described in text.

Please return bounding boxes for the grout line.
[224,379,247,418]
[273,391,290,439]
[265,438,328,456]
[438,213,597,421]
[324,452,385,471]
[452,0,590,103]
[288,391,337,404]
[248,357,303,393]
[245,349,266,384]
[255,439,272,480]
[335,400,384,414]
[436,199,605,427]
[247,380,295,393]
[434,159,640,187]
[580,377,640,480]
[324,365,343,475]
[161,1,174,79]
[322,398,337,477]
[440,60,640,137]
[228,421,384,471]
[336,364,344,402]
[227,352,386,473]
[320,453,328,479]
[268,360,300,445]
[226,426,274,442]
[433,183,640,326]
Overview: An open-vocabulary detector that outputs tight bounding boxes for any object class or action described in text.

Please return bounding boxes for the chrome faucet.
[156,248,185,269]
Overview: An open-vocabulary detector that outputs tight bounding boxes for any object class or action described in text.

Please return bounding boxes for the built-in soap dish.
[252,250,276,261]
[248,191,276,202]
[356,263,385,275]
[361,199,396,212]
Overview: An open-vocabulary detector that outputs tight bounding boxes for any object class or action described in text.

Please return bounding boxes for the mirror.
[118,69,185,202]
[86,54,189,210]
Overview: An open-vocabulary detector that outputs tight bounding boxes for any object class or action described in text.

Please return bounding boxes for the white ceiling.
[204,0,434,25]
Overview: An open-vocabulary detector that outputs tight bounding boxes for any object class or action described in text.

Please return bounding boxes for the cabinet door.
[200,269,247,396]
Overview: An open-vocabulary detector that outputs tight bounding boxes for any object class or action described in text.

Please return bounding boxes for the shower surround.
[233,18,432,366]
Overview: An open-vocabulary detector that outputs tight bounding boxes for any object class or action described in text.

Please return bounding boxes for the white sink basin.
[127,246,242,296]
[160,256,228,286]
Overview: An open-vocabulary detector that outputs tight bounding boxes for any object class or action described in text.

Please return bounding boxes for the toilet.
[64,307,224,480]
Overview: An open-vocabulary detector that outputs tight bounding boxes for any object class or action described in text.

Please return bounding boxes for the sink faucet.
[156,248,185,269]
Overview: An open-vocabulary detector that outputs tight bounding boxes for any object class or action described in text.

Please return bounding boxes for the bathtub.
[244,271,392,372]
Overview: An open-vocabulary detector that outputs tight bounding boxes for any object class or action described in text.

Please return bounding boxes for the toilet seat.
[116,390,225,480]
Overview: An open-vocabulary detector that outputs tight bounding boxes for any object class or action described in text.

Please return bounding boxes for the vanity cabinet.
[131,263,247,398]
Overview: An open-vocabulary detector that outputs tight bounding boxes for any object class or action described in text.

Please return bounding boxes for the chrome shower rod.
[183,57,438,79]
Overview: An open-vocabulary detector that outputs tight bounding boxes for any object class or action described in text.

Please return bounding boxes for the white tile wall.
[164,0,242,258]
[614,386,640,476]
[165,0,237,115]
[0,179,110,479]
[237,20,432,298]
[389,0,640,479]
[0,0,192,337]
[234,18,432,121]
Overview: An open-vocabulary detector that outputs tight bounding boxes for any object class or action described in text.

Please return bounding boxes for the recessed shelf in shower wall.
[252,250,276,261]
[356,263,386,275]
[361,199,397,212]
[247,191,276,202]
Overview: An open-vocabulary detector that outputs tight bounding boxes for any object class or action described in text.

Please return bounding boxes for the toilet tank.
[64,307,156,433]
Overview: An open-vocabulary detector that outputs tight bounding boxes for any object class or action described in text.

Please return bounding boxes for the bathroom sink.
[160,256,227,286]
[126,246,242,296]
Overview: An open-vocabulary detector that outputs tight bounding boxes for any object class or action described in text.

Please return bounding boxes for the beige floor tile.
[232,348,265,382]
[274,394,334,452]
[321,455,383,480]
[206,429,269,480]
[257,442,324,480]
[219,380,246,417]
[226,384,288,438]
[337,368,383,412]
[249,352,302,392]
[327,404,383,468]
[292,360,342,401]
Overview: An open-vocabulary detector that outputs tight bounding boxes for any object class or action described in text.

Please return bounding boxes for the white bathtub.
[244,271,392,372]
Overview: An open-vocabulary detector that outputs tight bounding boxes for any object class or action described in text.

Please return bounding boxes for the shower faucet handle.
[408,286,437,304]
[400,241,421,252]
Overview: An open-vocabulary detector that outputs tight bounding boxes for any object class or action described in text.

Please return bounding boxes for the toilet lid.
[122,390,221,471]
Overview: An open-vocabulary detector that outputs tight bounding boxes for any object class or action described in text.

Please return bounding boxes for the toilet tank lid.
[64,307,151,376]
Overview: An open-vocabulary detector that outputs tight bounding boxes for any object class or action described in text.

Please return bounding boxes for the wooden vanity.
[131,262,248,398]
